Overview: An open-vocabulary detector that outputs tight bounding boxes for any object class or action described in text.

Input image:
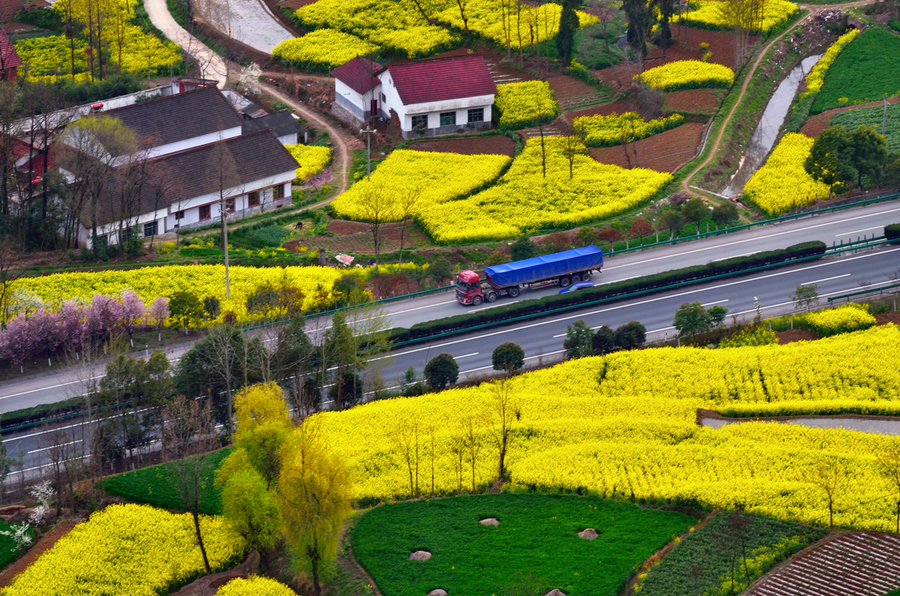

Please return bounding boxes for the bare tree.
[488,379,519,485]
[354,181,392,272]
[395,186,421,269]
[161,394,218,575]
[877,443,900,534]
[205,324,240,440]
[801,457,847,529]
[0,240,22,327]
[462,415,482,493]
[393,415,421,497]
[205,138,241,298]
[40,430,77,515]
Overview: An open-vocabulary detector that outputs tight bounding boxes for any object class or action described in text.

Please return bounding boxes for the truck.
[456,244,604,306]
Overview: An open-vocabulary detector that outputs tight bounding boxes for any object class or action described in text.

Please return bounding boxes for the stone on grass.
[480,517,500,526]
[544,590,567,596]
[428,590,448,596]
[578,528,598,540]
[409,550,432,561]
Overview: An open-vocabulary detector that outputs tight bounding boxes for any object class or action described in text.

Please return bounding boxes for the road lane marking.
[802,274,851,286]
[0,376,103,401]
[837,226,883,236]
[701,299,729,307]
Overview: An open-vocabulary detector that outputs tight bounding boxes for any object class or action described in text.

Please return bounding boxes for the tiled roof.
[87,131,298,227]
[242,111,303,138]
[386,55,496,105]
[0,29,22,70]
[331,56,383,95]
[103,86,243,153]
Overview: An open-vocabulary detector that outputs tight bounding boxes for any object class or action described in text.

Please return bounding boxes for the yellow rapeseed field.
[743,133,830,216]
[312,325,900,530]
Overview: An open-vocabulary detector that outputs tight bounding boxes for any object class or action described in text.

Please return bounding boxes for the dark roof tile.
[0,29,22,70]
[242,111,303,138]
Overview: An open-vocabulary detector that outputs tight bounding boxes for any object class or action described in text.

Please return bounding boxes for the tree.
[221,468,282,569]
[651,0,676,51]
[560,134,583,180]
[708,305,728,329]
[556,0,581,66]
[712,202,740,227]
[395,186,421,268]
[488,379,519,484]
[673,301,710,338]
[354,180,393,272]
[322,311,363,409]
[278,426,353,596]
[492,342,525,376]
[205,138,242,298]
[161,394,218,575]
[234,382,293,489]
[805,125,853,199]
[564,320,594,359]
[425,353,459,389]
[877,443,900,534]
[592,325,617,355]
[801,457,847,529]
[682,197,709,224]
[847,125,888,191]
[658,210,684,236]
[791,283,819,312]
[168,291,204,332]
[206,324,241,439]
[628,218,653,240]
[511,237,537,261]
[623,0,653,64]
[615,321,646,349]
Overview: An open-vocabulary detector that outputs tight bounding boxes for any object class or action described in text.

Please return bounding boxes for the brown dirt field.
[775,329,819,344]
[595,27,754,88]
[297,220,432,254]
[876,312,900,325]
[566,98,640,120]
[800,94,900,138]
[546,74,597,99]
[589,122,706,172]
[406,135,517,156]
[0,518,80,588]
[664,89,722,114]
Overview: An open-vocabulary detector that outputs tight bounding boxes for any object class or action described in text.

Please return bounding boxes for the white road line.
[27,439,82,455]
[837,226,884,236]
[603,206,900,271]
[0,376,102,401]
[455,352,479,360]
[802,274,851,286]
[701,299,729,307]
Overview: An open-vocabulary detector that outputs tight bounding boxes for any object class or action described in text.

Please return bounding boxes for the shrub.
[718,325,778,348]
[424,353,459,389]
[492,342,525,374]
[636,60,734,91]
[285,144,333,181]
[510,237,537,261]
[804,303,876,337]
[885,223,900,241]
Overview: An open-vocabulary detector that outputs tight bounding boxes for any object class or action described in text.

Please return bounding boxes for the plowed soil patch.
[876,312,900,325]
[589,122,705,172]
[295,220,432,254]
[595,27,753,87]
[547,74,597,99]
[775,329,818,344]
[407,135,516,156]
[800,94,900,138]
[566,98,639,120]
[664,89,721,114]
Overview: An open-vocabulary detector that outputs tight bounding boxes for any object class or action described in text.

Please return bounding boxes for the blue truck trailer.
[456,245,604,305]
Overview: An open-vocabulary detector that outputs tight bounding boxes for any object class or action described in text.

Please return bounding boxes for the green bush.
[886,223,900,241]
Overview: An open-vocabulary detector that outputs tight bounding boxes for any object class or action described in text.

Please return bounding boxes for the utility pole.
[360,127,375,181]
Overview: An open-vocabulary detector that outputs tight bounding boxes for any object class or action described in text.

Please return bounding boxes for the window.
[175,210,185,220]
[468,108,485,123]
[381,93,386,103]
[248,191,260,207]
[411,114,428,131]
[440,111,456,126]
[199,204,211,221]
[143,221,158,237]
[225,198,235,213]
[273,185,285,200]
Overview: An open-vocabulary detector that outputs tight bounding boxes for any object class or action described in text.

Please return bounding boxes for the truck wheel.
[508,287,520,298]
[486,292,497,303]
[571,273,582,283]
[559,276,571,288]
[582,271,591,280]
[472,296,483,306]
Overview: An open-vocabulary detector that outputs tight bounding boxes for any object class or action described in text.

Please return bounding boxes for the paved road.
[5,246,898,477]
[144,0,229,87]
[1,201,898,410]
[191,0,294,54]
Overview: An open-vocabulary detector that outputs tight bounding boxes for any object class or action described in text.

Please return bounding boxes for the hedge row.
[886,223,900,241]
[385,241,827,344]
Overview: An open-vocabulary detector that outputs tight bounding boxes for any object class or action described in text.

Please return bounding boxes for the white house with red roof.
[331,54,497,138]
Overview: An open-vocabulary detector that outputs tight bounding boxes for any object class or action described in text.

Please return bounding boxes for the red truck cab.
[456,270,483,305]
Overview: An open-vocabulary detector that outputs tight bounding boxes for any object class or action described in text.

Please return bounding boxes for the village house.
[0,28,22,81]
[55,86,299,248]
[331,54,496,138]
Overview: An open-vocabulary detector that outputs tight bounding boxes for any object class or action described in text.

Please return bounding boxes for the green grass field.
[101,447,232,515]
[637,512,827,596]
[813,28,900,114]
[831,101,900,151]
[352,493,696,596]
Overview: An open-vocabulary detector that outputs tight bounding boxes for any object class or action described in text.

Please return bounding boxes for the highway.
[4,245,899,478]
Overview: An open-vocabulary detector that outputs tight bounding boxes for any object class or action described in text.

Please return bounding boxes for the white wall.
[379,69,493,133]
[335,79,382,119]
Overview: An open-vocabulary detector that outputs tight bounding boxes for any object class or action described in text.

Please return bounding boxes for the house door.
[370,99,378,118]
[199,204,211,221]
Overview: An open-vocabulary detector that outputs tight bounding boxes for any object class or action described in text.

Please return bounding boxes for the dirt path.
[680,25,797,198]
[257,80,351,199]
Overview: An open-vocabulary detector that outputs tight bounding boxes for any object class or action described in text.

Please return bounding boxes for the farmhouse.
[332,54,496,138]
[57,86,299,248]
[0,28,22,81]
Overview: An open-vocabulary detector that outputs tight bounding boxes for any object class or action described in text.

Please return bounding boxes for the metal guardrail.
[828,282,900,304]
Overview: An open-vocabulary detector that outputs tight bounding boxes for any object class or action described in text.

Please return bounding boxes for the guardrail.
[828,282,900,304]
